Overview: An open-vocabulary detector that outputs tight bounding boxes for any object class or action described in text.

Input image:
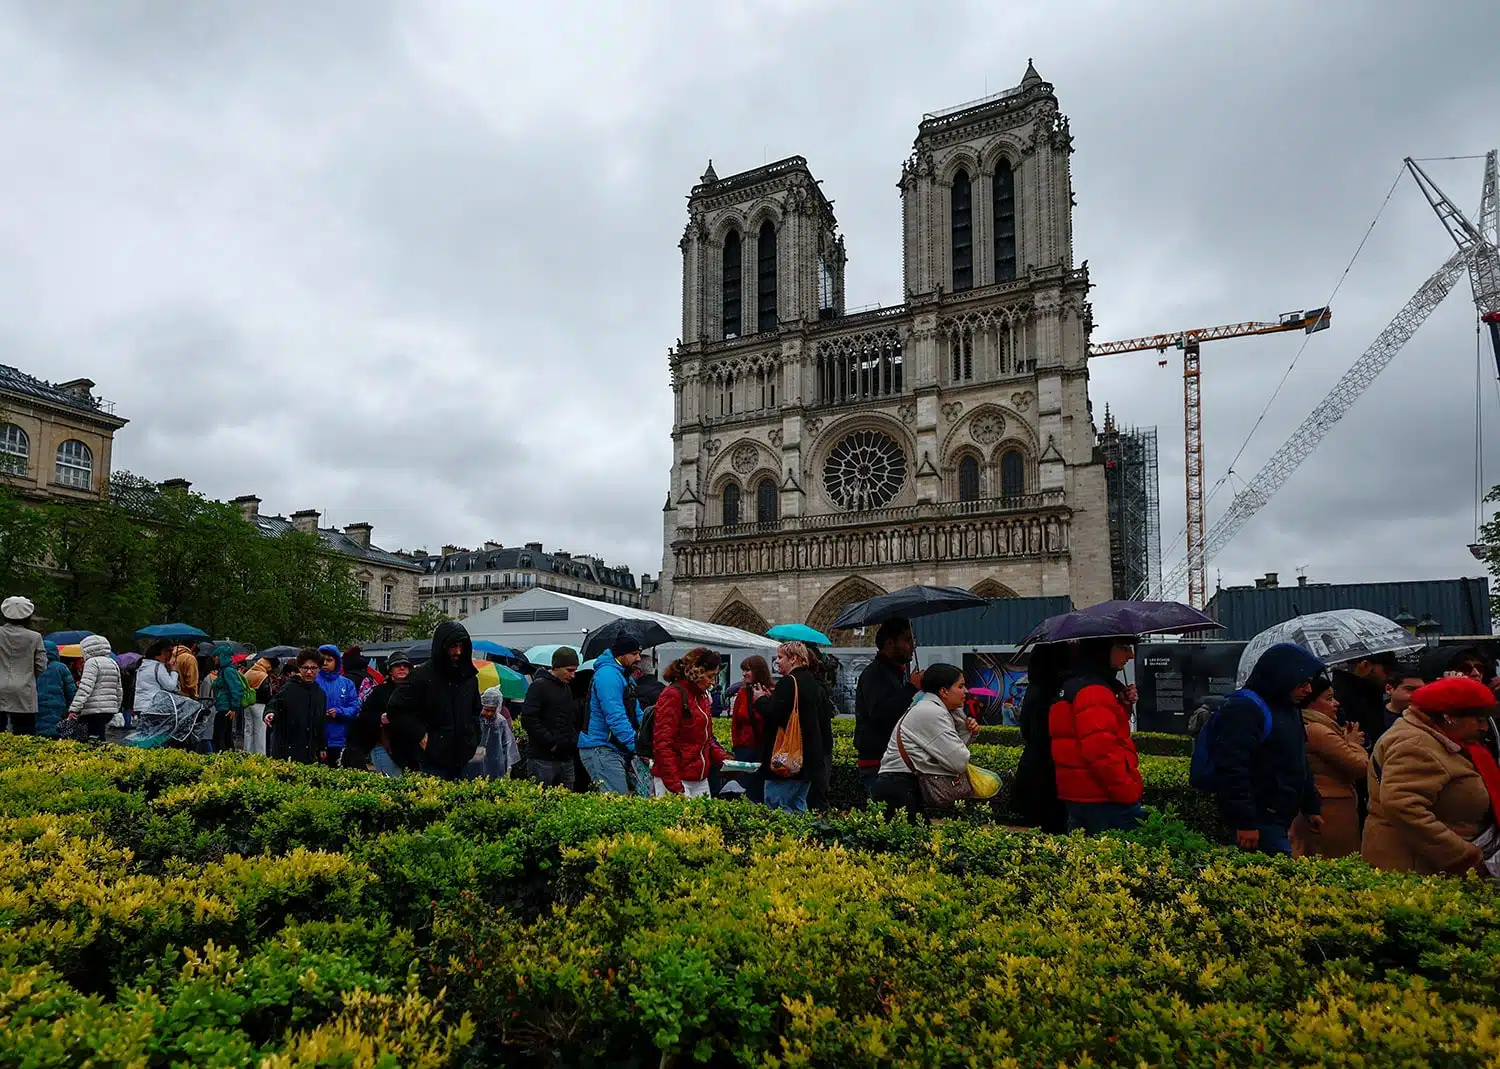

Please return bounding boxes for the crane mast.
[1090,309,1330,608]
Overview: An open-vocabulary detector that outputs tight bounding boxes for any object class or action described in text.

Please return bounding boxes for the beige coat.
[0,622,46,713]
[1362,709,1490,875]
[1292,707,1368,858]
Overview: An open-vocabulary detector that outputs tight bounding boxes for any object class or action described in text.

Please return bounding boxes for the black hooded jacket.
[267,677,326,764]
[1210,643,1324,832]
[521,668,579,760]
[385,621,482,778]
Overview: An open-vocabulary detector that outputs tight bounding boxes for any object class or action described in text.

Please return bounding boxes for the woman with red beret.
[1362,676,1500,875]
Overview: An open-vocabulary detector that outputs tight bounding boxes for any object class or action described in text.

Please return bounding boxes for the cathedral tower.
[661,63,1111,639]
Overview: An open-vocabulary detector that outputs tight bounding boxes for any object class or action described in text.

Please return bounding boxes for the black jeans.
[81,713,112,740]
[322,746,344,769]
[869,771,924,823]
[0,712,36,735]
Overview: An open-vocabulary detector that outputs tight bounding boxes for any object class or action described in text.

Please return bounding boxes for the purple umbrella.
[1020,600,1221,647]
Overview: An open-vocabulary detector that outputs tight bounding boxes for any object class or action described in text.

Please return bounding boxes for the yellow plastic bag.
[967,764,1001,799]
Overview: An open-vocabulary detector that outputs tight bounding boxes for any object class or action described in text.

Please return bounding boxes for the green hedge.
[710,713,1194,755]
[3,737,1499,1067]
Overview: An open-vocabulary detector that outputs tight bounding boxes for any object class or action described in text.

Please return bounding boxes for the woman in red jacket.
[1048,637,1144,834]
[652,647,729,798]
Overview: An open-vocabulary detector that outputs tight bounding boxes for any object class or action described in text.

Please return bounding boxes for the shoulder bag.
[769,677,805,778]
[894,712,973,808]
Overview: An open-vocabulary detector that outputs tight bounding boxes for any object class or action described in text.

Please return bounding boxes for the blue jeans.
[764,778,810,813]
[580,747,630,794]
[1066,801,1145,835]
[1256,823,1293,856]
[529,757,577,789]
[369,746,401,778]
[859,767,881,798]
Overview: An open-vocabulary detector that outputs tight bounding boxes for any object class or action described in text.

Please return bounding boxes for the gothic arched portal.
[806,575,888,646]
[970,578,1018,600]
[711,598,771,637]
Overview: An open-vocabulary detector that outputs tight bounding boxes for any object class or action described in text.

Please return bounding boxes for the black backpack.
[633,683,688,762]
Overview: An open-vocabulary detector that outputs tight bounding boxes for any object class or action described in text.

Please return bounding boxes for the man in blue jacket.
[315,643,360,768]
[1211,642,1326,855]
[577,635,644,794]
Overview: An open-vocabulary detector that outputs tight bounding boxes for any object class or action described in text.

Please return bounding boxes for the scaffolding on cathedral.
[1099,410,1162,601]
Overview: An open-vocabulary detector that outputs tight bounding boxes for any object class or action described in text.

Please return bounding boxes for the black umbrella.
[198,639,251,657]
[403,641,434,663]
[1019,600,1221,648]
[831,585,989,630]
[250,645,300,662]
[581,618,674,660]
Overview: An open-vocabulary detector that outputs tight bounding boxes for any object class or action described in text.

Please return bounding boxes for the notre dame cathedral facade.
[659,63,1112,641]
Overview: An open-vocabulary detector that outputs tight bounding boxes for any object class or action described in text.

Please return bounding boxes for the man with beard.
[385,621,482,780]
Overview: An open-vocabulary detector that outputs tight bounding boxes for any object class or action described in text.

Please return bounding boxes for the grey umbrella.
[1235,609,1426,687]
[831,585,988,630]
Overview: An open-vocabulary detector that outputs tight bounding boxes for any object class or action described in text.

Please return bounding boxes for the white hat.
[1,596,34,622]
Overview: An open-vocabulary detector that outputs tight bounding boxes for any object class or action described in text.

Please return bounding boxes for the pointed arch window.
[993,160,1017,281]
[951,169,973,292]
[722,483,741,527]
[757,220,778,333]
[722,230,742,339]
[1000,450,1026,498]
[958,455,980,502]
[950,327,974,383]
[756,478,778,523]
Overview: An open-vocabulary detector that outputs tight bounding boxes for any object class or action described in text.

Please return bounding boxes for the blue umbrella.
[471,639,517,658]
[1019,600,1221,647]
[766,624,831,645]
[524,643,582,667]
[134,623,210,641]
[45,629,93,645]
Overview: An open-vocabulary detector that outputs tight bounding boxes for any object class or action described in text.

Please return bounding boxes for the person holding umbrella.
[1048,638,1145,834]
[854,619,922,798]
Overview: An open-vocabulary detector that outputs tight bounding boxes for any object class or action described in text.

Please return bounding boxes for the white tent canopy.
[459,589,778,658]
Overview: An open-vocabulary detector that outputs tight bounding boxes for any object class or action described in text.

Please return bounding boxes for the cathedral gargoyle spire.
[1021,58,1043,87]
[700,159,718,184]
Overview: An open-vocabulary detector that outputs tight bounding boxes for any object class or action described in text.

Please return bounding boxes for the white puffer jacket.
[69,634,123,719]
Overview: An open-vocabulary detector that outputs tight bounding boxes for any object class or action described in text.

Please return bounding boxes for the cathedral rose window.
[823,430,907,511]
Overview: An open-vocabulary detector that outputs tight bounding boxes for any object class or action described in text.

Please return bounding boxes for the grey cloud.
[1,0,1496,588]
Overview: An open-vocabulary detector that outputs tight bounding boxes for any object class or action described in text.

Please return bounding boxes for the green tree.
[402,602,448,641]
[1477,486,1500,619]
[44,498,158,646]
[257,531,374,647]
[0,487,54,609]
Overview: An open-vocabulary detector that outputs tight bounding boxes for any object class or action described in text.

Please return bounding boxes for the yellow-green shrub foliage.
[1,736,1497,1067]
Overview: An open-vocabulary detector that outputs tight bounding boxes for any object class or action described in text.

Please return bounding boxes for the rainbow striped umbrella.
[474,660,527,700]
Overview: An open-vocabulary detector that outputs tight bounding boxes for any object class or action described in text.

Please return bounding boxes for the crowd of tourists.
[5,588,1499,876]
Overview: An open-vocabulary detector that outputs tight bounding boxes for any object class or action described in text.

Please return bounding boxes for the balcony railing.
[684,490,1066,542]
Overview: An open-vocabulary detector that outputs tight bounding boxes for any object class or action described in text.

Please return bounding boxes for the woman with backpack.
[650,647,728,798]
[1048,637,1144,834]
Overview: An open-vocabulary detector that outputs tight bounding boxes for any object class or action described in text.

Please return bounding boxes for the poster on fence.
[963,652,1026,725]
[1134,641,1247,734]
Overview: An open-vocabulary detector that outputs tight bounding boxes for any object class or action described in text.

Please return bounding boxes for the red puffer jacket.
[1047,675,1143,805]
[652,682,729,794]
[730,687,764,752]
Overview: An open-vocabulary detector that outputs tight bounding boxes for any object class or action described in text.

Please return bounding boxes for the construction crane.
[1146,149,1500,603]
[1089,308,1332,608]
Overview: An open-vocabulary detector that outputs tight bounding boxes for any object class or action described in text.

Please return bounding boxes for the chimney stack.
[160,478,192,493]
[483,541,503,551]
[290,509,321,535]
[525,542,544,553]
[1253,571,1280,590]
[230,494,261,522]
[343,522,373,549]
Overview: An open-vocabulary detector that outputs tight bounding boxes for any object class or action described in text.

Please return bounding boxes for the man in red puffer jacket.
[651,647,729,798]
[1048,637,1144,834]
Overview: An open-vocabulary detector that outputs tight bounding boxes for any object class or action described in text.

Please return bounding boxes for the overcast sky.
[1,1,1496,597]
